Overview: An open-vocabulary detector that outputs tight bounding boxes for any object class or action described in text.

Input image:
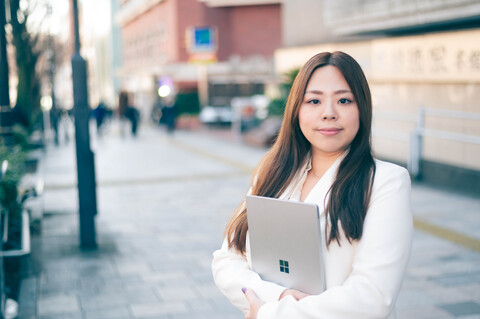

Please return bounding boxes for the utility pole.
[70,0,97,249]
[0,0,12,146]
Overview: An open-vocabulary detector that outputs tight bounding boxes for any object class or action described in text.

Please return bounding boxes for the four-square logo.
[279,259,289,274]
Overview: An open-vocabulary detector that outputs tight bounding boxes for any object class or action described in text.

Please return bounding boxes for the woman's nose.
[323,114,336,120]
[322,102,337,120]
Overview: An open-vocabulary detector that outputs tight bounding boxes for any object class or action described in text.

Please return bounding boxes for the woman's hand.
[279,288,310,301]
[242,288,310,319]
[243,288,265,319]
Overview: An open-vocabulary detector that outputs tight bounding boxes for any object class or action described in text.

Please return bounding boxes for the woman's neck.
[310,150,343,179]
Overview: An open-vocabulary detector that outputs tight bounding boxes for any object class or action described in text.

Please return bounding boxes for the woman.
[212,51,413,319]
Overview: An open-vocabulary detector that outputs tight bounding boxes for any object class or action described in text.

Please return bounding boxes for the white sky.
[80,0,111,37]
[28,0,111,39]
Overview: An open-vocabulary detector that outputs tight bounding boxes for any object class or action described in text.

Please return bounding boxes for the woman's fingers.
[243,288,265,319]
[279,289,310,301]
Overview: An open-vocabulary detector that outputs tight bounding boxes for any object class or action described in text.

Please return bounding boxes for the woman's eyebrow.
[334,89,352,94]
[305,89,323,95]
[305,89,352,95]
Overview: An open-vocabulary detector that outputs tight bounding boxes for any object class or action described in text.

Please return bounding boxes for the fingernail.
[241,287,246,294]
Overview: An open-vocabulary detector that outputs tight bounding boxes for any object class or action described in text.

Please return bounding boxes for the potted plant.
[0,126,28,309]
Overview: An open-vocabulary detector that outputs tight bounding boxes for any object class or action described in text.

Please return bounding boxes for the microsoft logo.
[279,259,289,274]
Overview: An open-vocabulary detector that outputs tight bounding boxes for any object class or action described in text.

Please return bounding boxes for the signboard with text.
[186,26,217,63]
[370,29,480,83]
[274,29,480,83]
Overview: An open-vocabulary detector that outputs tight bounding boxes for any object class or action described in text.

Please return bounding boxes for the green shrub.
[267,68,299,117]
[267,98,287,117]
[176,91,200,115]
[12,124,30,150]
[0,144,26,228]
[0,124,29,223]
[1,127,30,301]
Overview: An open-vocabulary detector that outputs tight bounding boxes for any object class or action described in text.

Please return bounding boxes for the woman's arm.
[212,238,288,312]
[256,166,413,319]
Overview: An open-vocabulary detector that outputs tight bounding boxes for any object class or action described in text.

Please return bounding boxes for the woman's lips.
[317,128,342,136]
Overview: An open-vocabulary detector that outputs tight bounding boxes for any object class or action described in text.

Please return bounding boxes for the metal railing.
[373,107,480,178]
[373,110,416,143]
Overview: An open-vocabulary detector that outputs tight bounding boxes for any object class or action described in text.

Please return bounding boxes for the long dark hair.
[225,51,376,253]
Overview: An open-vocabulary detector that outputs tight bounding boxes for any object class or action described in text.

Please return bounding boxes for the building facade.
[276,0,480,193]
[115,0,282,116]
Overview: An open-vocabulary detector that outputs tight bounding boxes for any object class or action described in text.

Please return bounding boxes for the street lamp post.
[0,0,12,146]
[70,0,97,249]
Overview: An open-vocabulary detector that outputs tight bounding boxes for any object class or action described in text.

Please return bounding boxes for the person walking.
[160,95,177,134]
[212,51,413,319]
[125,104,140,137]
[50,103,61,146]
[118,91,129,137]
[93,100,107,135]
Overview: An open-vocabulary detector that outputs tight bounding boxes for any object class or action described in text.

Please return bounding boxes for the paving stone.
[188,271,216,285]
[79,293,129,310]
[194,282,224,299]
[458,284,480,300]
[431,272,480,287]
[130,301,188,318]
[171,312,240,319]
[125,287,161,303]
[84,307,132,319]
[38,294,80,316]
[209,294,240,313]
[115,262,154,276]
[17,277,38,317]
[157,286,200,301]
[39,313,83,319]
[395,289,438,309]
[439,301,480,316]
[186,298,216,313]
[424,285,474,304]
[396,306,454,319]
[141,271,189,284]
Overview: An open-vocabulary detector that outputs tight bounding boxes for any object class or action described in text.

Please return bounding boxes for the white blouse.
[212,156,413,319]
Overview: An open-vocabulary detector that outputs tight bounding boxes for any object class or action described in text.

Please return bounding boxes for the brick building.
[116,0,282,114]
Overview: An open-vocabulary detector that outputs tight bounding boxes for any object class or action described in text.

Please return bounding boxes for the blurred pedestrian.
[125,104,140,137]
[50,102,61,146]
[160,95,177,134]
[118,90,129,137]
[151,98,163,125]
[93,100,107,135]
[212,51,413,319]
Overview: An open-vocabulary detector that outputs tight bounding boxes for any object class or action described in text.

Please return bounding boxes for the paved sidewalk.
[18,122,480,318]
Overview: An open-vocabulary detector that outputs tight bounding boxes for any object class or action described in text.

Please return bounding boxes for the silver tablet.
[246,195,326,295]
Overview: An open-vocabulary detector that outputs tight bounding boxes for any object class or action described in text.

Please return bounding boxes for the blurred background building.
[275,0,480,193]
[115,0,281,118]
[41,0,480,192]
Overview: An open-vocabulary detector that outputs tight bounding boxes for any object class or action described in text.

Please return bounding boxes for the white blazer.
[212,157,413,319]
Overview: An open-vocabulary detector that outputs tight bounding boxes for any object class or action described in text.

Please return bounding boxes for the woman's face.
[299,65,360,159]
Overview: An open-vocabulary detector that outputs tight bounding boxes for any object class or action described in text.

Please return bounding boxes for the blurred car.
[199,106,233,126]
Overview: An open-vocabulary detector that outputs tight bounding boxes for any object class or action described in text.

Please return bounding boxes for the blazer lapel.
[304,153,345,215]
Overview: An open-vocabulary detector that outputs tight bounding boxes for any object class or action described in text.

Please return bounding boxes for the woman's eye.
[338,98,352,104]
[308,99,320,104]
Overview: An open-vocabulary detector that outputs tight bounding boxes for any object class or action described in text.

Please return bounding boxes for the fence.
[373,107,480,178]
